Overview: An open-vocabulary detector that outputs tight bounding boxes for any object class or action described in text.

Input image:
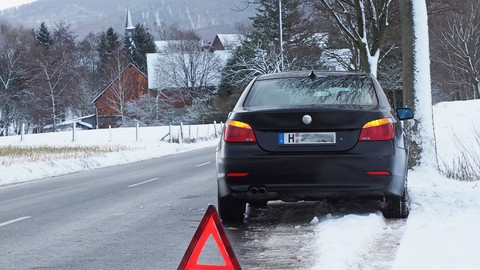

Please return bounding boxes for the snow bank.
[0,124,221,186]
[311,213,385,269]
[393,167,480,269]
[308,99,480,269]
[434,99,480,176]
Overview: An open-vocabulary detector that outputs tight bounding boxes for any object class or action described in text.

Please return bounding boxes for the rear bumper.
[216,141,408,202]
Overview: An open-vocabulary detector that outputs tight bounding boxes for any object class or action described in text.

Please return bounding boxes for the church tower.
[125,8,135,37]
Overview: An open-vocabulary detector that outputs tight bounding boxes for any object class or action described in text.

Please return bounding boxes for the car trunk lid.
[230,106,390,152]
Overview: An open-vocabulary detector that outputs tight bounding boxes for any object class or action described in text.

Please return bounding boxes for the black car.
[216,71,414,222]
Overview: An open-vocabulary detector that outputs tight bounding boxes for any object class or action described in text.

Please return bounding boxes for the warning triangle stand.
[178,205,241,270]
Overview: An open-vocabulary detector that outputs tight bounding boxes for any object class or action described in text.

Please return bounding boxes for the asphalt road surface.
[0,147,402,270]
[1,148,220,269]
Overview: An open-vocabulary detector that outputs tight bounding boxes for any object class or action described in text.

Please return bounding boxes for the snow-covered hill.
[0,0,254,39]
[0,0,37,11]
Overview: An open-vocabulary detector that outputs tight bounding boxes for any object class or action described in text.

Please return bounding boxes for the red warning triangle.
[178,205,241,270]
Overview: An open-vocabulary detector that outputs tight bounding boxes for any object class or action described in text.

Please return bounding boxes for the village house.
[92,63,149,128]
[210,34,244,51]
[92,9,151,128]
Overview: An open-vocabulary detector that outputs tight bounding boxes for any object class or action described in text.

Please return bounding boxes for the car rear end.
[216,71,410,221]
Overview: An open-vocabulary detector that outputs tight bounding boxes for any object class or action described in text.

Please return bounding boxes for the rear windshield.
[244,76,378,107]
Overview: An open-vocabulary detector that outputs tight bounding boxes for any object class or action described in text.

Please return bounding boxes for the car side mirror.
[396,108,414,120]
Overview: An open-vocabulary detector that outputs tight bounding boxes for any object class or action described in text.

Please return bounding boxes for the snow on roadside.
[0,141,218,186]
[309,167,480,270]
[311,213,385,269]
[0,124,220,186]
[433,99,480,173]
[2,100,480,268]
[309,99,480,269]
[393,166,480,269]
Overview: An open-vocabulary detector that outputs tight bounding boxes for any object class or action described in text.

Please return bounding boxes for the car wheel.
[218,196,246,223]
[382,183,410,219]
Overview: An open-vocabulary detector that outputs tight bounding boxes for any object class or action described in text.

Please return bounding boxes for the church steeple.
[125,8,135,37]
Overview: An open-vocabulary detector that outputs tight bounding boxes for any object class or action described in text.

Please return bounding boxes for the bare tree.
[76,32,101,116]
[152,39,223,124]
[98,49,131,125]
[125,94,161,126]
[23,23,81,131]
[223,40,284,87]
[28,50,77,131]
[311,0,398,77]
[431,0,480,100]
[0,23,34,135]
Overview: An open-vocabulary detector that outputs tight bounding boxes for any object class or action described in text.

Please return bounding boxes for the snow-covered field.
[0,123,221,186]
[1,100,480,269]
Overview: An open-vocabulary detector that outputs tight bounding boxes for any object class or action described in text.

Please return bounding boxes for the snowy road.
[1,146,479,269]
[0,148,219,269]
[229,200,407,270]
[0,146,404,270]
[2,99,480,269]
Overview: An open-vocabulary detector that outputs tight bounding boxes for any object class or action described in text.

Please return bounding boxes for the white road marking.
[0,216,31,228]
[195,162,211,168]
[127,178,160,188]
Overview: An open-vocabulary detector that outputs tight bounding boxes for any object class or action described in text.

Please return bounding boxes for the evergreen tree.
[106,27,120,49]
[98,27,120,68]
[35,22,53,49]
[219,0,321,104]
[96,27,128,93]
[123,24,156,73]
[249,0,281,49]
[247,0,320,69]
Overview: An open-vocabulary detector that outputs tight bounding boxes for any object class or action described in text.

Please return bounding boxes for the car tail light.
[224,120,257,143]
[366,171,391,176]
[359,118,394,141]
[226,172,249,177]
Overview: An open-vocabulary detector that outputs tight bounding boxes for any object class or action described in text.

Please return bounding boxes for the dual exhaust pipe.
[248,186,268,195]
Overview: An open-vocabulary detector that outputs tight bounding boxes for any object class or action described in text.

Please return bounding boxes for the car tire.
[382,183,410,219]
[218,196,246,223]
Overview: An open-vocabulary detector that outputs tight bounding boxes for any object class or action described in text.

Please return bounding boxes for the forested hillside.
[0,0,254,39]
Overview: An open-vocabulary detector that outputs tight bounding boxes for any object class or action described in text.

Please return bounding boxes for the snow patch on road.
[311,213,385,269]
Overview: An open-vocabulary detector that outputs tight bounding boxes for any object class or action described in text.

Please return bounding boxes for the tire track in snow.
[225,200,403,270]
[226,202,322,270]
[306,199,398,270]
[356,220,406,270]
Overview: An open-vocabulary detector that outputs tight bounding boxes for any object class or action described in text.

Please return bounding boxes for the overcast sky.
[0,0,37,11]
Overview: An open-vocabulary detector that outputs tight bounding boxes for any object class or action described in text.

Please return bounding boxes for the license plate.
[279,132,336,145]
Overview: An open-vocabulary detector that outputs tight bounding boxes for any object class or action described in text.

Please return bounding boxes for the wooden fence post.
[136,122,140,142]
[20,123,25,142]
[72,122,76,142]
[179,122,184,146]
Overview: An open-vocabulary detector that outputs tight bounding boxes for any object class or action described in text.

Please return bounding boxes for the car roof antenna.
[308,70,316,80]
